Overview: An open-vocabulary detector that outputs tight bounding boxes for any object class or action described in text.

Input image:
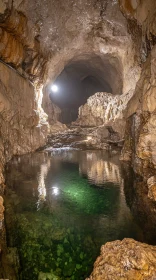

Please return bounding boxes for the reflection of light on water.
[52,186,60,196]
[80,153,121,185]
[50,150,122,186]
[37,160,50,209]
[89,160,121,185]
[87,153,93,160]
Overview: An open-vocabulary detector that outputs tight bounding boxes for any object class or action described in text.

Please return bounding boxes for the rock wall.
[119,0,156,36]
[119,0,156,61]
[0,2,48,85]
[0,62,48,190]
[42,88,61,125]
[121,45,156,177]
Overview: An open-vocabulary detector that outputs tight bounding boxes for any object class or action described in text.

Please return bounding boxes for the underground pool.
[4,149,144,280]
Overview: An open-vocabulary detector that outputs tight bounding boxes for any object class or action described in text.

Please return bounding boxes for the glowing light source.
[52,186,59,196]
[51,84,58,92]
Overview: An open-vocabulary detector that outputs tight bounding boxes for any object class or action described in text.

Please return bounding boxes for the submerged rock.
[86,238,156,280]
[38,271,60,280]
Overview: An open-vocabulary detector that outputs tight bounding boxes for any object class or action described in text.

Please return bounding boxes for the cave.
[0,0,156,279]
[48,54,122,123]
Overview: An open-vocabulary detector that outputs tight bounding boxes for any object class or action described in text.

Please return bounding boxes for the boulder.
[86,238,156,280]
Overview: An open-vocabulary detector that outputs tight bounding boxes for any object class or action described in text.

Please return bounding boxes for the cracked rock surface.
[86,238,156,280]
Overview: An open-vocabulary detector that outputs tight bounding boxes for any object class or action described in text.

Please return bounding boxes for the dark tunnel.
[48,54,123,123]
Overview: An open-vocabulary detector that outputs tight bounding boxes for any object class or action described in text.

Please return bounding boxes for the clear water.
[5,149,143,280]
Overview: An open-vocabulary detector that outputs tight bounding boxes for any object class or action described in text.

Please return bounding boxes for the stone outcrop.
[86,238,156,280]
[73,91,133,138]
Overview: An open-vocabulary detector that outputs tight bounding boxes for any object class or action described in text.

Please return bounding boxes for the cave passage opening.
[48,54,123,124]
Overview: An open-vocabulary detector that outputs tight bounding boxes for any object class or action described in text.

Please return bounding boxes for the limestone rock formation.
[86,238,156,280]
[73,91,133,137]
[0,5,48,84]
[0,62,48,188]
[121,45,156,176]
[119,0,156,37]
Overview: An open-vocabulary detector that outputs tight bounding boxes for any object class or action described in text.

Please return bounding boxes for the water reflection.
[37,161,50,208]
[5,150,144,280]
[48,149,121,185]
[79,152,121,185]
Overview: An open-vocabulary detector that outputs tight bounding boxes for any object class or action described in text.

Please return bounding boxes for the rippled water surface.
[5,150,143,280]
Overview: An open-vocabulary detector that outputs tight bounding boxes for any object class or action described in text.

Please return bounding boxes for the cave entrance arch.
[45,53,123,124]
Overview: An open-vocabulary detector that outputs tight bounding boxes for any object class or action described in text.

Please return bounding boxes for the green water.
[5,149,143,280]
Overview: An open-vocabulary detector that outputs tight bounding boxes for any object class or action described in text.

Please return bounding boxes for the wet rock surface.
[86,238,156,280]
[45,125,124,151]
